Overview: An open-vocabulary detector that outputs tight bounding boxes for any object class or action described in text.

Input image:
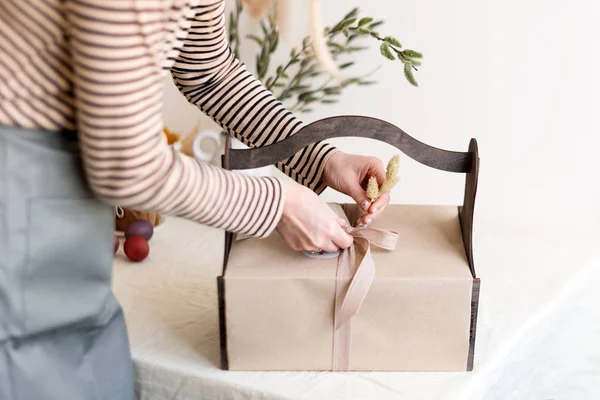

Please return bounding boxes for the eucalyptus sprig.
[371,34,422,87]
[250,13,280,80]
[228,4,423,114]
[329,8,423,87]
[227,0,243,59]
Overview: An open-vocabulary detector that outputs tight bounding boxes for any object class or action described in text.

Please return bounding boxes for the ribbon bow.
[329,204,399,371]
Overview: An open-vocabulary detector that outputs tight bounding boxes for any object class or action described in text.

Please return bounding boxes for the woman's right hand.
[277,181,353,253]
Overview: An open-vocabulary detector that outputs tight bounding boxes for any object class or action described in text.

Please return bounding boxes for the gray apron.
[0,126,134,400]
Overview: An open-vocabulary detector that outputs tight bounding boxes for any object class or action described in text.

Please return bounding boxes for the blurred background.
[163,0,599,237]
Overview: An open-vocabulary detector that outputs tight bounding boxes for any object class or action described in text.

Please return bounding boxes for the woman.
[0,1,389,398]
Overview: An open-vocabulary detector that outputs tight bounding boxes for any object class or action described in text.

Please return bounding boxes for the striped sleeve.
[170,1,339,194]
[64,0,285,238]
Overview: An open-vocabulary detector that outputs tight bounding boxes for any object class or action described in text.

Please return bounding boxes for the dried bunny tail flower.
[309,0,342,81]
[380,155,400,193]
[366,176,380,203]
[379,175,399,193]
[385,155,400,181]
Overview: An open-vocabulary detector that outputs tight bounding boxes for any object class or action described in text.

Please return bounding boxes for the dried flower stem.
[366,155,400,202]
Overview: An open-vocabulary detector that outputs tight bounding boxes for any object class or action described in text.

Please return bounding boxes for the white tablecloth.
[113,217,600,400]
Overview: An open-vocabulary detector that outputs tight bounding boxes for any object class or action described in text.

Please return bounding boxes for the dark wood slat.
[217,276,229,370]
[221,135,231,171]
[458,138,479,278]
[467,278,481,371]
[220,145,232,370]
[226,116,472,173]
[222,231,233,275]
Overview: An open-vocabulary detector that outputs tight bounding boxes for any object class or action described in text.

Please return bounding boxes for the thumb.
[346,183,371,211]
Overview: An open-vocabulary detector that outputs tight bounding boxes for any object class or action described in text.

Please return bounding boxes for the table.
[113,217,600,400]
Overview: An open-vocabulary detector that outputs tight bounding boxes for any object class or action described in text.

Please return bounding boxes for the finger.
[368,191,390,215]
[361,214,374,227]
[362,193,390,225]
[330,225,353,249]
[283,237,303,252]
[321,241,340,253]
[345,183,372,211]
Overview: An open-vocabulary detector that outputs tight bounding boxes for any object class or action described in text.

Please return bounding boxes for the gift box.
[218,116,480,371]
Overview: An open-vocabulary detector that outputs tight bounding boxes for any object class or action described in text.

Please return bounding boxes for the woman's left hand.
[322,152,391,226]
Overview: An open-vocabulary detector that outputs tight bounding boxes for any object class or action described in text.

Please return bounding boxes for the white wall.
[163,0,600,235]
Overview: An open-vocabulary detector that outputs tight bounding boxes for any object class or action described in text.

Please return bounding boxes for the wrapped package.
[218,203,479,371]
[218,115,480,371]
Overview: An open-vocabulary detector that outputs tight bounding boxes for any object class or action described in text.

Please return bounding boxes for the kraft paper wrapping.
[223,204,475,371]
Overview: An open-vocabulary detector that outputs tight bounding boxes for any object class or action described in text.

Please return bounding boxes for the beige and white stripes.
[0,0,338,238]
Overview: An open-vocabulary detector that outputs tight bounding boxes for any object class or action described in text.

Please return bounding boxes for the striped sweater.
[0,0,338,238]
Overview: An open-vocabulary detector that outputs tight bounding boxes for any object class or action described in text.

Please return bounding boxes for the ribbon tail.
[333,244,355,328]
[332,239,376,371]
[332,244,355,371]
[335,238,376,330]
[330,204,399,371]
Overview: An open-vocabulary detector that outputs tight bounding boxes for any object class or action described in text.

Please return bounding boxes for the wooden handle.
[225,116,473,173]
[222,116,479,278]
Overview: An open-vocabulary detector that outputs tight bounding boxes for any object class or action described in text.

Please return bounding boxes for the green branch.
[232,4,424,112]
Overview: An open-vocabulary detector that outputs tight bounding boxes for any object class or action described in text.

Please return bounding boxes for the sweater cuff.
[282,141,339,194]
[191,161,285,239]
[311,146,340,195]
[226,174,284,239]
[253,176,285,238]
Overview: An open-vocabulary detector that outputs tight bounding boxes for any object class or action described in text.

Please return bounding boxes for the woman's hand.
[277,180,353,253]
[322,152,391,226]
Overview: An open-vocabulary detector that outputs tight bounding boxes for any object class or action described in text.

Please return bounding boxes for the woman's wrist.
[320,149,344,188]
[312,147,342,194]
[271,177,289,233]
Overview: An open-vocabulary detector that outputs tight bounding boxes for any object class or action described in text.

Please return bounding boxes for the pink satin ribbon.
[330,204,399,371]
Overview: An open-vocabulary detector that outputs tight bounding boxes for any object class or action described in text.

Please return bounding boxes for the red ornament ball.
[114,235,120,254]
[124,235,149,262]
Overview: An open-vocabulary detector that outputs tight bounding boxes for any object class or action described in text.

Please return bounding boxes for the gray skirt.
[0,126,134,400]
